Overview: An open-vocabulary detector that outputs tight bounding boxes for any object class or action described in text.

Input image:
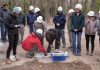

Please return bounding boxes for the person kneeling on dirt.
[21,29,47,58]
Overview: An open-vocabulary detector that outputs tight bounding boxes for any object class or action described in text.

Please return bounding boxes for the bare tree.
[91,0,96,11]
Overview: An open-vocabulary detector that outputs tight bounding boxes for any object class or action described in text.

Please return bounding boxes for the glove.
[57,23,60,26]
[44,52,47,56]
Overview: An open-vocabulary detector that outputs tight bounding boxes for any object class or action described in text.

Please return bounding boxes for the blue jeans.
[1,25,7,42]
[72,31,82,54]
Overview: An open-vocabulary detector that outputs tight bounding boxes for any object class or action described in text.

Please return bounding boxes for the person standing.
[70,4,85,56]
[0,4,10,43]
[5,7,21,64]
[97,10,100,44]
[34,7,45,21]
[53,6,66,50]
[27,6,34,34]
[67,9,74,50]
[18,7,25,42]
[33,16,47,45]
[85,11,98,56]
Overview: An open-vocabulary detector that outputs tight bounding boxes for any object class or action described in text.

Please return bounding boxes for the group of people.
[0,3,100,64]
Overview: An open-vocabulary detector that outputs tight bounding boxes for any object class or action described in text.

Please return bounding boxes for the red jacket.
[21,33,46,53]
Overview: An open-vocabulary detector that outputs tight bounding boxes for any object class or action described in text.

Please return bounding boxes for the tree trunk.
[91,0,96,11]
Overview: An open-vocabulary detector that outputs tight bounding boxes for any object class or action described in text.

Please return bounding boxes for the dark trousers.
[85,34,95,53]
[6,34,19,58]
[55,29,61,50]
[29,24,33,34]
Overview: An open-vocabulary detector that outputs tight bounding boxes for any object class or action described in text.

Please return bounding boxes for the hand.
[74,29,78,32]
[57,23,60,26]
[43,35,46,37]
[44,52,47,56]
[15,25,21,28]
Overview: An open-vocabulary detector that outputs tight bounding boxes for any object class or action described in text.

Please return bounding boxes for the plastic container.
[51,51,68,62]
[35,53,44,60]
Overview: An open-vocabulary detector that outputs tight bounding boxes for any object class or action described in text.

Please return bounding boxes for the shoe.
[15,56,20,61]
[6,59,12,64]
[73,52,77,56]
[16,58,20,61]
[68,47,72,51]
[77,53,81,56]
[90,53,93,56]
[90,51,93,56]
[86,52,89,55]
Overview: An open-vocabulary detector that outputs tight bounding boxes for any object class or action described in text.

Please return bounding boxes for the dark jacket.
[53,12,66,29]
[0,8,10,25]
[70,13,85,32]
[5,13,19,35]
[27,12,36,26]
[18,14,25,26]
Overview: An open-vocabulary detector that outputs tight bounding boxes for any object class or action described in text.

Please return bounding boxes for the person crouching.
[21,29,47,58]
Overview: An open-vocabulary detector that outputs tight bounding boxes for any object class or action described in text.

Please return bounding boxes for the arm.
[23,15,26,26]
[5,16,16,28]
[27,15,29,25]
[43,22,47,35]
[35,38,46,53]
[53,16,58,25]
[70,15,74,30]
[78,15,85,31]
[0,11,4,23]
[59,15,66,26]
[94,20,98,33]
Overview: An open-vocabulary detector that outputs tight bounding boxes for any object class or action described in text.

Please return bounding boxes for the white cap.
[29,6,34,10]
[75,4,82,10]
[34,7,40,13]
[18,7,22,12]
[98,10,100,13]
[87,11,95,16]
[37,16,43,23]
[12,7,20,14]
[68,9,74,14]
[36,29,43,35]
[58,6,63,11]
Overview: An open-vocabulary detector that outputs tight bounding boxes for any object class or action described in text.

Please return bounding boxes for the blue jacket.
[27,12,37,26]
[53,13,66,29]
[70,13,85,32]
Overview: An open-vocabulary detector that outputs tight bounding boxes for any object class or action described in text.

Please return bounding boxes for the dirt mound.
[1,60,92,70]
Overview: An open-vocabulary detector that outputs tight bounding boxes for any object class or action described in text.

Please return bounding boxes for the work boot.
[90,51,93,56]
[6,58,12,64]
[86,51,89,55]
[15,56,20,61]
